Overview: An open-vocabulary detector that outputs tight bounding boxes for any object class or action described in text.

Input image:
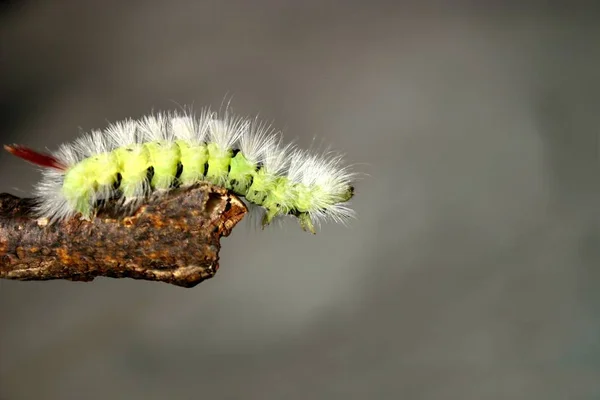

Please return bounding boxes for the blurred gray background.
[0,1,598,399]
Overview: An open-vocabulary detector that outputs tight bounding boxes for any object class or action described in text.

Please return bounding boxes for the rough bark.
[0,183,247,288]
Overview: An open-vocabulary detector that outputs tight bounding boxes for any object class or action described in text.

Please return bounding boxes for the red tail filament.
[4,145,67,171]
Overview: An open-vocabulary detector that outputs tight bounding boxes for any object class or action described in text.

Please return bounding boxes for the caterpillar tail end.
[4,144,67,171]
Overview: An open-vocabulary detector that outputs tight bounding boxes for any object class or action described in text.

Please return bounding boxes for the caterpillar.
[5,108,356,234]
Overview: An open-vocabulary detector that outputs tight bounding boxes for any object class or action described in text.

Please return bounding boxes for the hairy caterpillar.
[5,108,356,233]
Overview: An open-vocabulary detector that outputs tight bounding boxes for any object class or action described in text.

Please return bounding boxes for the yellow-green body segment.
[61,140,353,232]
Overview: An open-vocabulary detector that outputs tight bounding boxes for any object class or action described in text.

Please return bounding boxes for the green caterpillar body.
[16,110,355,233]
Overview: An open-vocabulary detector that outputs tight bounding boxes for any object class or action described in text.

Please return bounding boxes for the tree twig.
[0,183,247,288]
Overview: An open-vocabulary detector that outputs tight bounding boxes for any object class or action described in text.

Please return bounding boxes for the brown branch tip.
[0,183,247,288]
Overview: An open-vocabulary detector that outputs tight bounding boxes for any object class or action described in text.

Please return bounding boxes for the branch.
[0,183,247,288]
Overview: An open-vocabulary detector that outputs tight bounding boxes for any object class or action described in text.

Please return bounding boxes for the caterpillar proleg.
[5,107,356,233]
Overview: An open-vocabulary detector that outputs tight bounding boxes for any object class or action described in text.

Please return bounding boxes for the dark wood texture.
[0,183,247,287]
